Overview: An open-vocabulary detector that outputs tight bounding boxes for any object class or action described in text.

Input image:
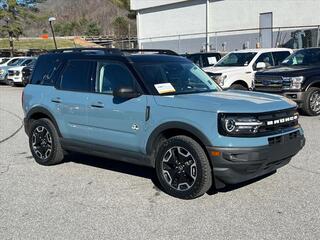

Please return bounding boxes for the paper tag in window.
[208,57,217,65]
[154,83,176,94]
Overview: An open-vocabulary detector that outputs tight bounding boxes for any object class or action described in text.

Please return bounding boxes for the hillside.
[22,0,136,37]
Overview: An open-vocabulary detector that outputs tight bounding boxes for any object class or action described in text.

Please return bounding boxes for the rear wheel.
[230,83,247,90]
[29,118,64,166]
[155,135,212,199]
[302,87,320,116]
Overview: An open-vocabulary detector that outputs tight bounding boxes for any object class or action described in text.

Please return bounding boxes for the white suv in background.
[203,48,293,90]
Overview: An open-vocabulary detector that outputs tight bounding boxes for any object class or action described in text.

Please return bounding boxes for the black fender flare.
[146,121,212,156]
[305,80,320,91]
[25,106,62,136]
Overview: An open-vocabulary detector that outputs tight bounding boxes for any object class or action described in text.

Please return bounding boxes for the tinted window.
[60,60,92,92]
[95,62,135,94]
[255,52,274,68]
[282,49,320,66]
[272,51,290,65]
[7,58,22,66]
[31,56,61,85]
[187,54,202,67]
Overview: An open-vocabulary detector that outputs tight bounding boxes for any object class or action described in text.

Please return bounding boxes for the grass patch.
[0,39,80,50]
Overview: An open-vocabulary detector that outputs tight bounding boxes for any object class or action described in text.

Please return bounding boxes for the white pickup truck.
[203,48,293,90]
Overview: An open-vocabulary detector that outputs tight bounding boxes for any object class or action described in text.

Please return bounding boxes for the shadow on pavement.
[64,152,276,197]
[63,152,163,190]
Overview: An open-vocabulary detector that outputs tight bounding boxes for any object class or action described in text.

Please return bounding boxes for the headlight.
[216,75,227,86]
[283,76,304,90]
[219,114,263,136]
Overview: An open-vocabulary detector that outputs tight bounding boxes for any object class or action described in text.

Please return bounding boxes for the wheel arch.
[231,80,249,89]
[26,107,62,137]
[306,80,320,91]
[146,122,212,164]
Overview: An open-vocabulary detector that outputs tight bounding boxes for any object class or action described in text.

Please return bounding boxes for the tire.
[155,135,212,199]
[8,80,16,87]
[230,83,247,91]
[302,87,320,116]
[28,118,64,166]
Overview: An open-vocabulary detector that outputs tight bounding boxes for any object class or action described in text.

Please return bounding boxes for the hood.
[7,66,24,71]
[203,66,247,74]
[256,65,320,77]
[154,90,296,113]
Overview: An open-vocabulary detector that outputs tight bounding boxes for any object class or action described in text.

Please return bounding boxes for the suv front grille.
[8,70,14,76]
[257,108,299,135]
[254,75,290,92]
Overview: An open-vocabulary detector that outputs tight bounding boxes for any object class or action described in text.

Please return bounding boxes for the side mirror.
[256,62,267,70]
[113,87,140,99]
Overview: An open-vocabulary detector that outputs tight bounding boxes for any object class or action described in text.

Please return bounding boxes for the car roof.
[39,52,189,64]
[233,48,293,53]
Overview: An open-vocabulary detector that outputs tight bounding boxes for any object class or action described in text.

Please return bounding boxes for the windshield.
[282,49,320,66]
[7,58,25,66]
[215,52,257,67]
[135,62,220,95]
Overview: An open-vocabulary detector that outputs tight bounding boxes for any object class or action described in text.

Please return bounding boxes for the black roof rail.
[121,49,179,56]
[49,48,123,55]
[48,48,179,56]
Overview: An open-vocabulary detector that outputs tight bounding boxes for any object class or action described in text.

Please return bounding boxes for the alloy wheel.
[310,90,320,113]
[161,146,197,191]
[32,126,53,160]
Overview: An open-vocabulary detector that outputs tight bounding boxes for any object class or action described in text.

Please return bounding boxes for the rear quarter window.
[31,56,62,85]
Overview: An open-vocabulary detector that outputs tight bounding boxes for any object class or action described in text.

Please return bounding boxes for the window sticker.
[208,57,217,65]
[154,83,176,94]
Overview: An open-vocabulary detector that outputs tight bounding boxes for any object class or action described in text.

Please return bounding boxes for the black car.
[254,48,320,116]
[183,52,223,69]
[22,66,33,86]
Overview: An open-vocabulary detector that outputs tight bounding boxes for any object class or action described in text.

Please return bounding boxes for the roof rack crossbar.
[49,48,123,55]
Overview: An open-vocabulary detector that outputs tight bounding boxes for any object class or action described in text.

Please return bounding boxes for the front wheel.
[29,118,64,166]
[155,135,212,199]
[302,87,320,116]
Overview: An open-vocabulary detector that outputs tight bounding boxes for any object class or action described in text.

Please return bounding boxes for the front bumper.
[207,130,305,187]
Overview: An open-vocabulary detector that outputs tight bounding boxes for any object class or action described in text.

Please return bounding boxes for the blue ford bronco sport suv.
[23,48,305,199]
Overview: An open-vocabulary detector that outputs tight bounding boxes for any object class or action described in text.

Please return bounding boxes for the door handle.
[91,102,104,108]
[51,97,61,103]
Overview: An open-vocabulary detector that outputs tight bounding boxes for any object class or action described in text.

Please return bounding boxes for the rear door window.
[60,60,93,92]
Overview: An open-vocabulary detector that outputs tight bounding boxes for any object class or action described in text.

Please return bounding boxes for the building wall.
[132,0,320,53]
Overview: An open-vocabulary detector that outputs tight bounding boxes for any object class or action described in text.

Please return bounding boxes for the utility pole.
[5,18,14,57]
[206,0,210,52]
[49,17,57,49]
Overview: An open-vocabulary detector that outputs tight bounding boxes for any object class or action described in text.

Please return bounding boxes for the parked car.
[21,65,34,86]
[23,48,305,199]
[205,48,293,90]
[184,52,223,68]
[0,57,33,84]
[255,48,320,116]
[6,58,37,86]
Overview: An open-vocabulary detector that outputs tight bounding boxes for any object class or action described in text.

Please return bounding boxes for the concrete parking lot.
[0,85,319,240]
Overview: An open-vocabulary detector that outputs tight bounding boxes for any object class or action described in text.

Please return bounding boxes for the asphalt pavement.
[0,85,319,240]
